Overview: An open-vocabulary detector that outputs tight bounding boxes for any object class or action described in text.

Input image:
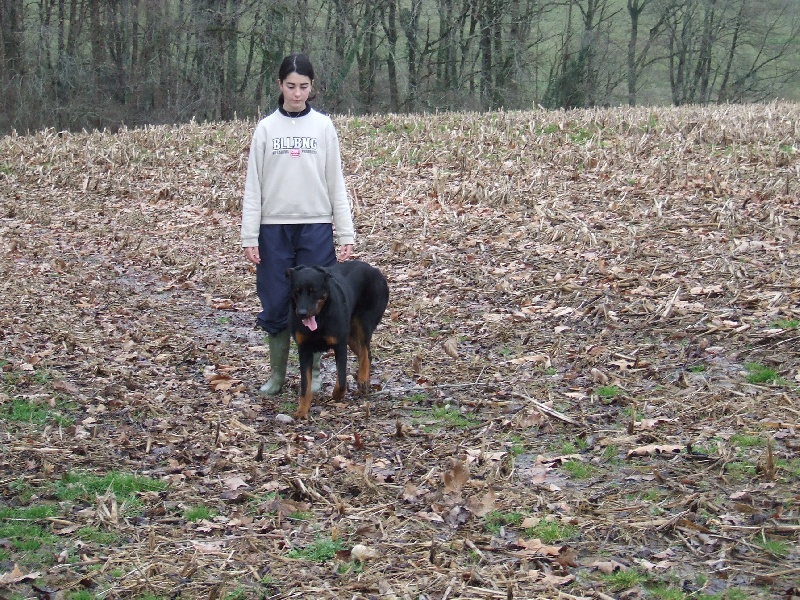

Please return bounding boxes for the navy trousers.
[255,223,336,334]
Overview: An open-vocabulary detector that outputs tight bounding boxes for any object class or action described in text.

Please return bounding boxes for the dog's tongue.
[303,316,318,331]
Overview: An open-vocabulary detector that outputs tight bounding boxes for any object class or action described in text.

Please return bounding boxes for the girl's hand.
[244,247,261,264]
[338,244,353,261]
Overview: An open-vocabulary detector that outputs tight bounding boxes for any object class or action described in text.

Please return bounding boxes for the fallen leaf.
[0,564,43,584]
[442,460,469,494]
[592,560,629,574]
[513,538,563,557]
[351,543,381,562]
[53,379,79,394]
[223,476,249,490]
[466,488,497,517]
[591,367,609,384]
[442,337,459,359]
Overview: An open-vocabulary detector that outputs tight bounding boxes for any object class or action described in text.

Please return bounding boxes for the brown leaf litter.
[0,104,799,598]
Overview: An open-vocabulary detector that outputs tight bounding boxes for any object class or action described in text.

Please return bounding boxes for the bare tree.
[545,0,621,108]
[0,0,24,77]
[716,0,800,103]
[661,0,800,105]
[400,0,424,111]
[381,0,401,112]
[627,0,671,105]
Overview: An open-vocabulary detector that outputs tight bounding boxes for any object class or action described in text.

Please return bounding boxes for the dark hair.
[278,53,316,106]
[279,53,315,82]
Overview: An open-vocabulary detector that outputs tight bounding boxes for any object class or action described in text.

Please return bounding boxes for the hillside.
[1,104,799,599]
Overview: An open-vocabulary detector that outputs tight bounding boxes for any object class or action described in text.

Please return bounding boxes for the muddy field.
[1,103,799,599]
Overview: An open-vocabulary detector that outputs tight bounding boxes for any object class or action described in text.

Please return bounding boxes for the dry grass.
[0,103,798,599]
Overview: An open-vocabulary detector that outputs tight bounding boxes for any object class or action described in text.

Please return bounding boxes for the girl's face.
[279,72,313,112]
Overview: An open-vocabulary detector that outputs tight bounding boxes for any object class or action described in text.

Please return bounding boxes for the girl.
[241,53,354,396]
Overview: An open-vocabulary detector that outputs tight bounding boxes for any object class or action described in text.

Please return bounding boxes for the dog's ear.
[286,267,296,280]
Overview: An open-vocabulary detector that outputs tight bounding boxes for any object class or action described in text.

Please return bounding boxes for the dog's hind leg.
[348,319,371,395]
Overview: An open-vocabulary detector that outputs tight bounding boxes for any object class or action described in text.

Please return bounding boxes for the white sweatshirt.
[240,107,355,248]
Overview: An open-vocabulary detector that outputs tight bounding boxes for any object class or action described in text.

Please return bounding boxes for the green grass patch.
[776,458,800,479]
[32,368,53,385]
[6,397,50,424]
[724,461,756,480]
[0,520,59,551]
[286,537,343,562]
[6,478,35,503]
[744,362,779,384]
[646,585,685,599]
[728,433,765,448]
[414,405,480,430]
[403,393,428,404]
[337,561,364,574]
[184,505,218,522]
[601,445,620,462]
[771,318,799,329]
[569,128,594,144]
[287,510,315,522]
[643,490,665,503]
[523,518,579,543]
[506,435,527,455]
[562,459,594,479]
[596,385,621,399]
[3,396,76,427]
[483,510,525,534]
[77,526,122,545]
[621,405,643,421]
[0,504,58,520]
[54,471,166,503]
[540,123,560,135]
[600,568,647,591]
[687,364,706,373]
[646,586,748,600]
[754,536,790,557]
[557,437,589,455]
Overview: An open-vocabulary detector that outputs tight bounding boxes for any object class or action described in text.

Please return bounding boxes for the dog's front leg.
[295,349,314,419]
[331,342,348,401]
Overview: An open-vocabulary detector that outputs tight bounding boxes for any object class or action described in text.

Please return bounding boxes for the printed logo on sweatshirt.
[273,136,318,155]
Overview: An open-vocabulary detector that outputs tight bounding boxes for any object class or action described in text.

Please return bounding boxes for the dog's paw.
[331,384,345,401]
[294,397,311,419]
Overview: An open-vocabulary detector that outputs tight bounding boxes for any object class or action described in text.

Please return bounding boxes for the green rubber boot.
[258,330,291,396]
[311,353,323,394]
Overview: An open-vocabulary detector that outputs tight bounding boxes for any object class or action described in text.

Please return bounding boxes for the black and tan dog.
[286,260,389,419]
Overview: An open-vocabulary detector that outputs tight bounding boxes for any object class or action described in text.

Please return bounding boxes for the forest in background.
[1,0,800,133]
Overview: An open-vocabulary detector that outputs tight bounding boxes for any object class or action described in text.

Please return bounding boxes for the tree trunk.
[0,0,24,77]
[627,0,644,106]
[383,0,400,112]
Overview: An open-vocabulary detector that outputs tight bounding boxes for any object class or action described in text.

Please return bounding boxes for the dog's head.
[286,266,330,331]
